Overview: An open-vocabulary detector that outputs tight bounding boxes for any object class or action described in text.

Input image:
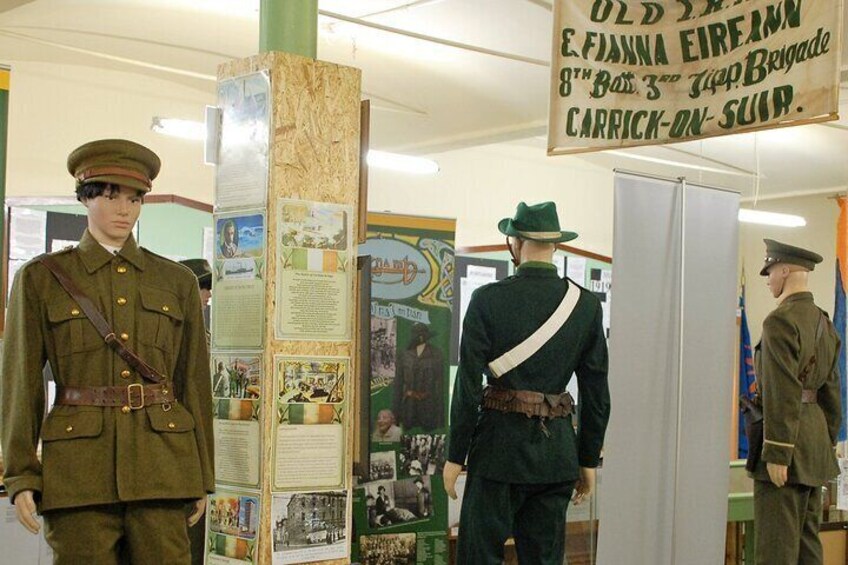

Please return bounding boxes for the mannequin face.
[82,184,143,247]
[766,264,788,298]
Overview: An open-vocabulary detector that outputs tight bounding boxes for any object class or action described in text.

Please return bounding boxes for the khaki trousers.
[43,500,191,565]
[754,480,823,565]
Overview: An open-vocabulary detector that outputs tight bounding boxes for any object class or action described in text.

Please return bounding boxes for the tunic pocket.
[46,298,102,356]
[138,286,184,352]
[41,407,103,441]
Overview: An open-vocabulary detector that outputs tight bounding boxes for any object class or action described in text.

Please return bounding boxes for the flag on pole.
[738,276,757,458]
[835,197,848,441]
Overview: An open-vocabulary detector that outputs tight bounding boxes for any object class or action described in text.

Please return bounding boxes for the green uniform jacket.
[1,231,215,511]
[753,292,841,487]
[448,263,610,484]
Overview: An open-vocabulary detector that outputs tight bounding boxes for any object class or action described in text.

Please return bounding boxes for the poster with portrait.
[271,490,349,565]
[205,490,260,565]
[272,356,348,491]
[275,199,353,342]
[215,70,270,210]
[211,352,263,488]
[211,211,266,349]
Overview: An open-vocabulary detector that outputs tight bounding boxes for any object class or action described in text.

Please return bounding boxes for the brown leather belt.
[55,383,174,411]
[481,386,574,419]
[801,389,818,404]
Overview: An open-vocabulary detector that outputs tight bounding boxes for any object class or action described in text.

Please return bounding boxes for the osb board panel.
[219,52,361,565]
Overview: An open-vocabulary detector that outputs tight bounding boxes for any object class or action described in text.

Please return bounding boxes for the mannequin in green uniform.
[1,140,214,564]
[444,202,610,565]
[754,238,842,565]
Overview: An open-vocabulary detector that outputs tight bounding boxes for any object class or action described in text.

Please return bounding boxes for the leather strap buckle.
[104,332,117,344]
[127,383,145,410]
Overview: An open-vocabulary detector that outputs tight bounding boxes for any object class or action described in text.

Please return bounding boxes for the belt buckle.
[127,383,145,410]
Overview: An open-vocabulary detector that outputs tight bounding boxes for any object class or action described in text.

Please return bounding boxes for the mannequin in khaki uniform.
[1,140,214,564]
[754,239,842,565]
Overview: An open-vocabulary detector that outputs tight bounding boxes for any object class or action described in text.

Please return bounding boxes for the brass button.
[65,425,73,432]
[161,305,170,312]
[117,266,127,274]
[121,406,131,414]
[162,388,169,395]
[116,297,127,306]
[120,370,131,379]
[71,308,80,316]
[167,422,175,429]
[120,333,129,341]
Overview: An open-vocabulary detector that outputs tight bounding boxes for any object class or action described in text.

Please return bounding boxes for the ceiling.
[1,0,847,201]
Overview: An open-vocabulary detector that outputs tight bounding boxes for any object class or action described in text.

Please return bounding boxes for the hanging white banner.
[548,0,843,155]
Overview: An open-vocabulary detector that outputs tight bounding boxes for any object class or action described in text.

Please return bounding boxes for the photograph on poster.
[280,201,349,250]
[370,317,397,385]
[369,451,397,482]
[359,533,416,565]
[271,491,347,565]
[216,215,265,266]
[363,477,434,529]
[279,359,345,404]
[398,434,446,477]
[371,409,403,444]
[392,323,445,432]
[216,71,270,209]
[212,354,262,400]
[206,491,260,564]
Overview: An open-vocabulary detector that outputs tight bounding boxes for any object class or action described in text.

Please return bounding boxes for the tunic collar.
[516,261,559,278]
[779,291,813,306]
[78,229,145,273]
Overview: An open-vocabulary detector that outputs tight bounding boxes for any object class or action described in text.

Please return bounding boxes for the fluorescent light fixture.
[151,117,206,141]
[605,149,753,178]
[367,150,439,174]
[738,209,806,227]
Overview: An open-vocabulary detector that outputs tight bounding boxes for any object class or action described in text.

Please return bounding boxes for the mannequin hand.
[187,498,207,527]
[767,463,788,488]
[443,461,462,500]
[14,490,40,534]
[572,467,596,506]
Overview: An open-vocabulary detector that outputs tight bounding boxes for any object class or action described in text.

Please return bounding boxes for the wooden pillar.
[217,51,361,565]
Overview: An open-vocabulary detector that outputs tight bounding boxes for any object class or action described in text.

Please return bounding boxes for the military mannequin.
[443,202,610,565]
[753,238,842,565]
[1,139,215,564]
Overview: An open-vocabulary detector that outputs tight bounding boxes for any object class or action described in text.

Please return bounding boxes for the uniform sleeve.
[447,289,490,465]
[175,282,215,494]
[575,301,610,468]
[0,266,47,503]
[760,314,802,466]
[818,329,842,446]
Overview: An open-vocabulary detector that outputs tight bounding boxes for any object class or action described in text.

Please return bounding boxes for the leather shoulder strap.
[488,280,582,378]
[38,254,165,384]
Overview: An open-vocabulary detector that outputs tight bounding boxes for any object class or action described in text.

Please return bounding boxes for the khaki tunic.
[753,292,841,487]
[1,230,215,511]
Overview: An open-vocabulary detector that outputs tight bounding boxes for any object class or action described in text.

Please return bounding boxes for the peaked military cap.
[179,258,212,287]
[498,201,578,243]
[760,238,823,276]
[68,139,161,193]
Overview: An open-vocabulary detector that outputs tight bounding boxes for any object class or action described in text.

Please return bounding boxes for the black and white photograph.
[359,533,417,565]
[272,491,348,565]
[398,434,446,477]
[369,451,397,482]
[363,477,434,529]
[370,317,397,386]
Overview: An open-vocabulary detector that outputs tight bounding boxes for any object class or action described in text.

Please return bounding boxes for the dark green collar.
[517,261,558,278]
[780,291,813,305]
[78,229,145,273]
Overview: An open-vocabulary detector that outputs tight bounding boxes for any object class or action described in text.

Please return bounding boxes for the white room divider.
[596,171,739,565]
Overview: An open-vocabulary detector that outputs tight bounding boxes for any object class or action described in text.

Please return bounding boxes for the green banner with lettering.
[549,0,841,154]
[352,213,455,565]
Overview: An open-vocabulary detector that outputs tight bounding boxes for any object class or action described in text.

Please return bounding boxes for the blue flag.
[835,262,847,441]
[738,284,756,458]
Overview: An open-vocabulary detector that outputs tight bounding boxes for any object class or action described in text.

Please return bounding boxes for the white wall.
[739,194,841,343]
[367,142,615,256]
[5,62,215,203]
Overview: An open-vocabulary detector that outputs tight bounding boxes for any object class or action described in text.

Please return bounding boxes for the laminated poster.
[271,490,349,565]
[206,490,260,565]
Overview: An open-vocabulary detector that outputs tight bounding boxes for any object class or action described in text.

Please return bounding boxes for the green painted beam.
[259,0,318,58]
